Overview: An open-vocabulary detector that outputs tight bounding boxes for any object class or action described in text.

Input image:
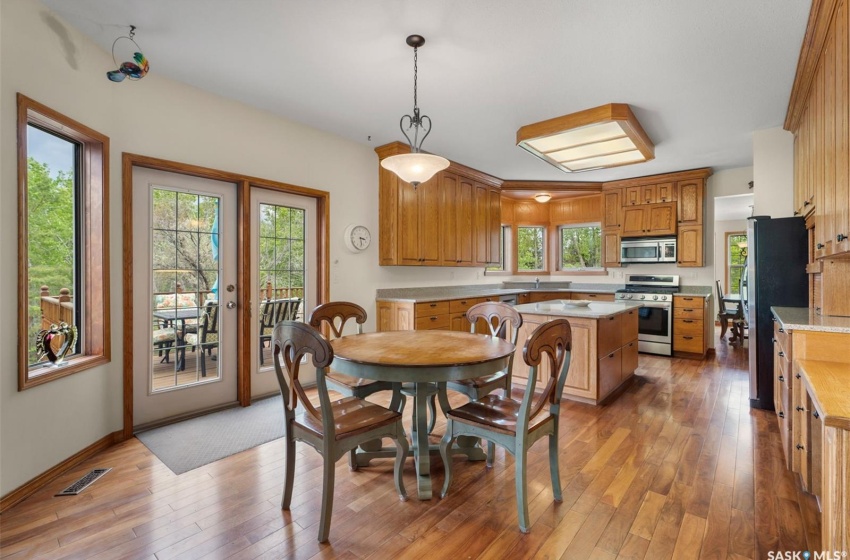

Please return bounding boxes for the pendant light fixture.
[380,35,449,188]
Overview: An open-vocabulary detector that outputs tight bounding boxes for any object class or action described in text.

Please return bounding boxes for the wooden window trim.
[17,94,111,390]
[554,222,605,274]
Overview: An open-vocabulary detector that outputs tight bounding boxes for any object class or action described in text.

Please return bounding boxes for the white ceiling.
[715,193,755,221]
[40,0,811,183]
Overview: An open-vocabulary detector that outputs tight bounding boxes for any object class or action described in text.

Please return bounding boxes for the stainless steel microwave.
[621,238,677,263]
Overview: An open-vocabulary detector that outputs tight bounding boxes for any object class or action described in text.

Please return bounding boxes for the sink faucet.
[535,277,540,289]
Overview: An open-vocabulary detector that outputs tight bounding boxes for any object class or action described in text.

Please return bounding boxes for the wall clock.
[344,224,371,253]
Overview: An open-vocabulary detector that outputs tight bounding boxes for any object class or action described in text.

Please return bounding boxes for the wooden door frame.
[723,230,746,293]
[121,153,330,439]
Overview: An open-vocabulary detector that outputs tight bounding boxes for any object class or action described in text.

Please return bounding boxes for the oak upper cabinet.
[640,184,657,204]
[623,186,641,206]
[603,189,621,229]
[376,141,502,267]
[656,182,676,202]
[677,225,703,267]
[620,202,677,237]
[676,179,704,226]
[603,230,621,268]
[398,173,442,265]
[602,189,622,267]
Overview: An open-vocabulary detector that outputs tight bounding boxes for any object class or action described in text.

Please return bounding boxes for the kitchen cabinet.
[677,224,704,267]
[512,308,639,405]
[376,142,502,267]
[602,189,622,268]
[620,202,677,237]
[603,189,621,229]
[377,295,500,333]
[603,230,622,268]
[672,294,711,357]
[676,179,703,226]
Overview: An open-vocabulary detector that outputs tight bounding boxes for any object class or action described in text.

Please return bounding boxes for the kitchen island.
[512,300,643,405]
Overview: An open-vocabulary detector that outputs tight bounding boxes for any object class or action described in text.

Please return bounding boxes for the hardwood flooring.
[0,333,820,559]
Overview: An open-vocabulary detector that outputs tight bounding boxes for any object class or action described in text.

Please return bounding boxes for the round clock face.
[345,224,371,252]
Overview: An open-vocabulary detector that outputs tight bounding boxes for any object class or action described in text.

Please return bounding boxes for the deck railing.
[39,286,74,330]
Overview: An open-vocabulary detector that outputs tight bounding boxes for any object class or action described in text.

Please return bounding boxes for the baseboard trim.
[0,430,122,514]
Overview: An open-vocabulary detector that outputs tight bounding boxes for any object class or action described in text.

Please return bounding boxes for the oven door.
[636,302,672,343]
[621,241,660,263]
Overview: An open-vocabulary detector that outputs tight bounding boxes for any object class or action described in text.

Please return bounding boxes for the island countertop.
[513,300,644,319]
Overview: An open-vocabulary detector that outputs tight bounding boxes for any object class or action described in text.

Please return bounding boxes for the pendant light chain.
[413,45,418,113]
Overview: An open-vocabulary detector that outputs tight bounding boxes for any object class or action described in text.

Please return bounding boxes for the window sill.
[21,354,110,391]
[553,269,608,276]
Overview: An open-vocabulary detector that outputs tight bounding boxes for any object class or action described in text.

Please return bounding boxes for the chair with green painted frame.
[447,301,523,401]
[273,321,409,543]
[439,318,572,534]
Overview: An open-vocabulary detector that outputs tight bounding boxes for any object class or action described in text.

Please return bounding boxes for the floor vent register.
[55,468,112,496]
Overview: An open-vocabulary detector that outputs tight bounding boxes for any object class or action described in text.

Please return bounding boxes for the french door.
[250,188,318,398]
[132,168,238,428]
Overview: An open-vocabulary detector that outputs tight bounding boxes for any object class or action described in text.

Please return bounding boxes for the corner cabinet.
[376,142,502,267]
[676,178,705,267]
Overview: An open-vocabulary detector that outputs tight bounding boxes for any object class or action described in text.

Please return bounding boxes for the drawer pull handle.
[683,319,694,323]
[796,444,805,450]
[796,406,804,412]
[813,411,820,419]
[683,336,694,340]
[430,317,437,321]
[778,328,785,333]
[778,351,785,357]
[817,243,824,250]
[838,234,848,242]
[684,308,694,312]
[796,374,801,379]
[779,375,785,382]
[429,303,438,308]
[778,411,785,418]
[608,316,615,321]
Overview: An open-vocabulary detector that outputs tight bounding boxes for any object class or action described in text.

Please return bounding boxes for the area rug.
[136,396,284,474]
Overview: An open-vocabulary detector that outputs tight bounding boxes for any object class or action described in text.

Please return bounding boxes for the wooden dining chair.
[439,318,572,534]
[716,280,743,341]
[273,321,408,543]
[447,301,523,401]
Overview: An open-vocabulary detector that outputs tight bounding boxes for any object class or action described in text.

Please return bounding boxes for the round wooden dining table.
[330,330,515,500]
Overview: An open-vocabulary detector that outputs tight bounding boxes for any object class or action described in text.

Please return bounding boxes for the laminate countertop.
[771,306,850,334]
[513,300,645,319]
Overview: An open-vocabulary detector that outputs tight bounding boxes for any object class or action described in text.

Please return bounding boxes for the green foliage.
[27,158,76,363]
[258,203,306,297]
[728,233,747,294]
[560,225,602,269]
[517,227,545,270]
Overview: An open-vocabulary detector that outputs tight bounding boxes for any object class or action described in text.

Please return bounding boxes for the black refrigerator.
[745,215,808,410]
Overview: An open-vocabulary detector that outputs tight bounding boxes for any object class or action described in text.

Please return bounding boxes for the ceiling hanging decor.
[380,35,449,188]
[106,25,150,83]
[516,103,654,173]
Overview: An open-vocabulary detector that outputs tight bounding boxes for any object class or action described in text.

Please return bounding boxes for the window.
[727,232,747,295]
[559,223,602,270]
[18,94,110,390]
[485,225,510,272]
[517,226,546,271]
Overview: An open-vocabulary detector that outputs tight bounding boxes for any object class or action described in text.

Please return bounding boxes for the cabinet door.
[598,348,622,400]
[833,0,850,254]
[419,178,442,265]
[488,186,502,264]
[656,182,676,202]
[377,301,395,332]
[473,183,489,266]
[677,225,703,267]
[449,312,471,332]
[603,190,622,228]
[398,181,421,265]
[603,230,621,268]
[562,318,595,399]
[457,177,475,265]
[646,203,677,235]
[440,172,459,265]
[677,179,703,225]
[621,207,647,236]
[623,187,641,206]
[621,340,639,381]
[641,184,657,205]
[511,314,549,387]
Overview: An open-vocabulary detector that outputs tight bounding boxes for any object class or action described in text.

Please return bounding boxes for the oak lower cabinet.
[512,308,639,405]
[677,224,704,267]
[672,294,711,357]
[376,295,500,334]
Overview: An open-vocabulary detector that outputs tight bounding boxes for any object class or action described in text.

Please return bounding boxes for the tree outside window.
[517,226,545,271]
[560,224,602,270]
[728,232,747,294]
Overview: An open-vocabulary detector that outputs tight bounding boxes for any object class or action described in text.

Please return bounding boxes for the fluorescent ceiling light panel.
[516,104,654,173]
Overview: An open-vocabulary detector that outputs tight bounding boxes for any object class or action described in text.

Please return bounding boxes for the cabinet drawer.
[415,314,450,330]
[673,306,703,319]
[449,297,484,314]
[673,295,702,307]
[621,340,639,379]
[673,334,703,354]
[598,313,622,357]
[598,348,623,399]
[774,321,791,356]
[674,318,703,336]
[415,300,450,317]
[571,292,615,302]
[620,308,639,347]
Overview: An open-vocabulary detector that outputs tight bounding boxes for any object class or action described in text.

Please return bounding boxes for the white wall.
[753,127,795,217]
[0,0,487,496]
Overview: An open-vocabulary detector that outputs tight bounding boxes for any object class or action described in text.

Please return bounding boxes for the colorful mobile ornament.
[106,25,149,82]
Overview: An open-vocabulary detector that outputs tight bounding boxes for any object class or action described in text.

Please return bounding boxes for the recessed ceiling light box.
[516,103,654,173]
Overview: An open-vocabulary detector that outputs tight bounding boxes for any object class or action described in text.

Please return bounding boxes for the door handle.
[226,301,236,309]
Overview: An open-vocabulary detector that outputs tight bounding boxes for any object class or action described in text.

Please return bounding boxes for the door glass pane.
[150,188,221,391]
[258,203,306,367]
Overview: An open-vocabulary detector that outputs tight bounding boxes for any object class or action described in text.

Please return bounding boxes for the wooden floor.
[0,332,821,559]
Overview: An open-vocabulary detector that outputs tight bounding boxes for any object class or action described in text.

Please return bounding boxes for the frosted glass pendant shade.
[381,153,450,187]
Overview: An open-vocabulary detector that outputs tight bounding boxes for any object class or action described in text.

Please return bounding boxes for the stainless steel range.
[615,274,680,356]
